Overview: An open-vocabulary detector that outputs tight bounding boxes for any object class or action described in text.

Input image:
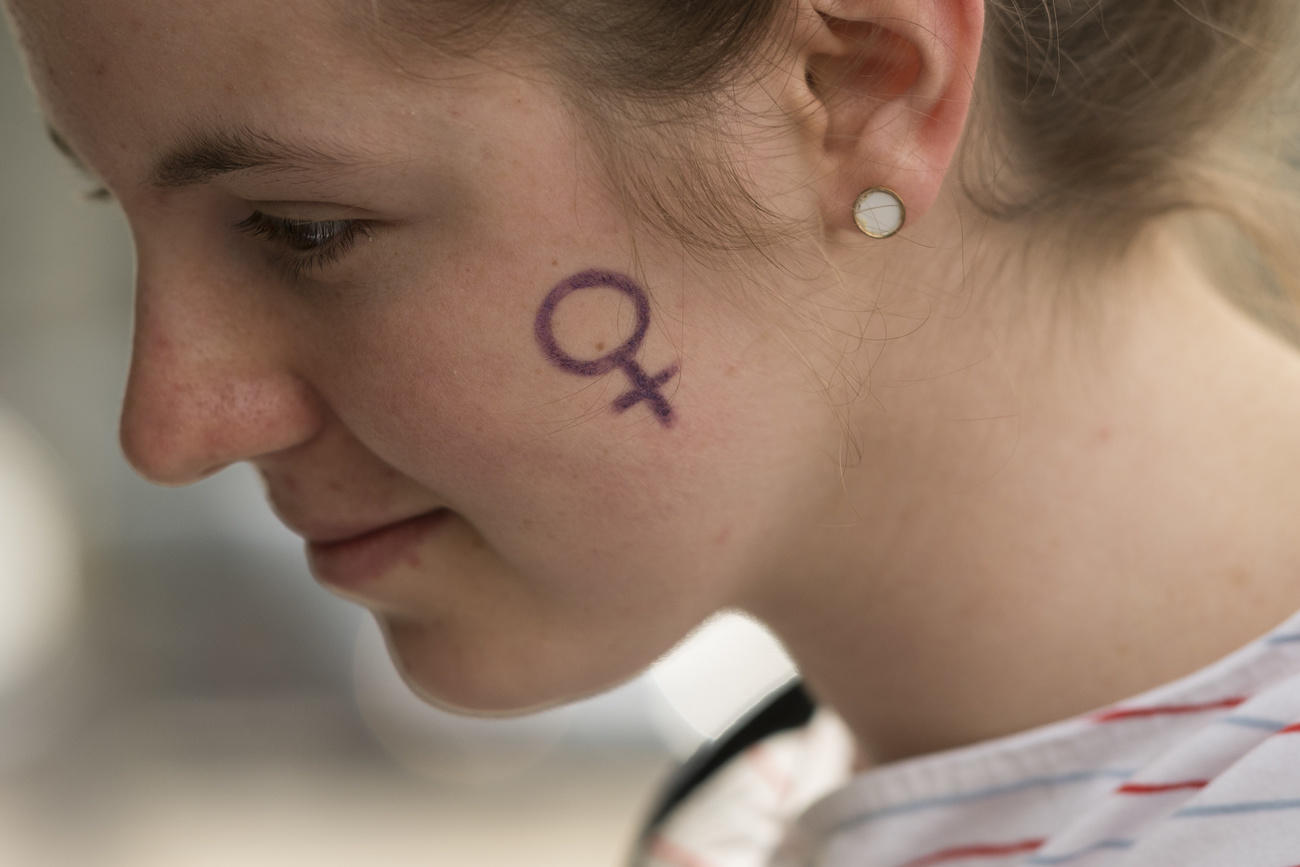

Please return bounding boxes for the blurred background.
[0,21,797,867]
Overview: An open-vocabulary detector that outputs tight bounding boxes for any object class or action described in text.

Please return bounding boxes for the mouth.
[305,509,452,589]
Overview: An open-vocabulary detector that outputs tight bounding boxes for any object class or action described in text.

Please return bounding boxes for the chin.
[375,614,633,718]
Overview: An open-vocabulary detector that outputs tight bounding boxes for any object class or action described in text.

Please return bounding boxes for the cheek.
[326,256,686,488]
[312,248,827,610]
[335,305,733,581]
[320,277,667,504]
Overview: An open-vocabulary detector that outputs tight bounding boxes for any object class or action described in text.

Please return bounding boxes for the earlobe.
[796,0,984,240]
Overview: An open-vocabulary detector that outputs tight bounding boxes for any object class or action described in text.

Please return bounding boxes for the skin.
[7,0,1300,768]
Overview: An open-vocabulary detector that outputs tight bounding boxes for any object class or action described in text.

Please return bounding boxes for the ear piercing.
[853,187,906,239]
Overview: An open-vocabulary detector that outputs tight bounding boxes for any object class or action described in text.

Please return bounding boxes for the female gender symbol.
[535,269,678,427]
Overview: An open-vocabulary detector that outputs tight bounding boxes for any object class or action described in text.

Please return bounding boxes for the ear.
[790,0,984,240]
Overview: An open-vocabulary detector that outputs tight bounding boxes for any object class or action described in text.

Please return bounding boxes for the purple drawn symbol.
[535,269,678,427]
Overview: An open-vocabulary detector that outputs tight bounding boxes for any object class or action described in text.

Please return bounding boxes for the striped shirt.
[635,609,1300,867]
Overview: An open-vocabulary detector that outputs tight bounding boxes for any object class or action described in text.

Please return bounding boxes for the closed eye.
[233,211,371,280]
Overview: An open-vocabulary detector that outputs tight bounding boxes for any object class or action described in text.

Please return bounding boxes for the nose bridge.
[120,245,323,485]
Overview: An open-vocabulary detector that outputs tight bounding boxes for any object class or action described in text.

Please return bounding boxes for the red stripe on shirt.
[1117,780,1209,795]
[1091,697,1247,723]
[899,839,1046,867]
[1279,723,1300,734]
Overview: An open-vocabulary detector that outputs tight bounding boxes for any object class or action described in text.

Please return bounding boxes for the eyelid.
[233,209,372,281]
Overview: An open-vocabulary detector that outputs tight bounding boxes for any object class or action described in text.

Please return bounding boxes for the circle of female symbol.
[534,269,679,427]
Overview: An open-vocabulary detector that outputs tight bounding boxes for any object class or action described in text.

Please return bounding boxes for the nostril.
[119,366,327,487]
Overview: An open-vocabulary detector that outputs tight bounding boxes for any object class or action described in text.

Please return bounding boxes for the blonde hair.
[971,1,1300,340]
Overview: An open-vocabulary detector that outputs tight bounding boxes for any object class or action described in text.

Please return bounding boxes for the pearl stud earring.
[853,187,906,239]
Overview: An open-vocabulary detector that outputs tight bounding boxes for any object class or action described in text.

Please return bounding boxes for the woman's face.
[7,0,838,712]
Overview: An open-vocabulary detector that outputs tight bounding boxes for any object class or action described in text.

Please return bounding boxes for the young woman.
[6,0,1300,863]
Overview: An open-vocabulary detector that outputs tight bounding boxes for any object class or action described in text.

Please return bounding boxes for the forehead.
[10,0,357,94]
[5,0,492,180]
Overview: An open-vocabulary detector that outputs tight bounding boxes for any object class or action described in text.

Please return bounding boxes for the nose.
[119,250,325,486]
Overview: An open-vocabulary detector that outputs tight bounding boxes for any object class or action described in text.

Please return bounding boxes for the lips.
[305,509,451,588]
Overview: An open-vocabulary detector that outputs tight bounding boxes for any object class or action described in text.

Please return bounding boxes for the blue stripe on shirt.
[1174,799,1300,818]
[1219,715,1292,732]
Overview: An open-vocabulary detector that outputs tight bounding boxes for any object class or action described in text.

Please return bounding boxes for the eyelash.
[233,211,371,280]
[81,188,369,281]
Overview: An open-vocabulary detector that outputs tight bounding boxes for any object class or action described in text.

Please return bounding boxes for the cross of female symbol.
[535,269,679,427]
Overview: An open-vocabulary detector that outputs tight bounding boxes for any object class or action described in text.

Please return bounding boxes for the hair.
[971,1,1300,339]
[370,0,1300,340]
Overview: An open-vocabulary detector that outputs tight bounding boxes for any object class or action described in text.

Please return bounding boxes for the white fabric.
[637,609,1300,867]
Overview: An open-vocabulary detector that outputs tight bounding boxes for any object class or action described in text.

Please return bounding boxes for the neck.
[748,220,1300,768]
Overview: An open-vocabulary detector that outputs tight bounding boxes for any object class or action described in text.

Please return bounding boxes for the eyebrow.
[149,126,364,188]
[45,122,372,190]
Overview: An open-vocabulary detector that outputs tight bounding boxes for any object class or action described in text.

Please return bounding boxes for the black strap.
[640,679,816,837]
